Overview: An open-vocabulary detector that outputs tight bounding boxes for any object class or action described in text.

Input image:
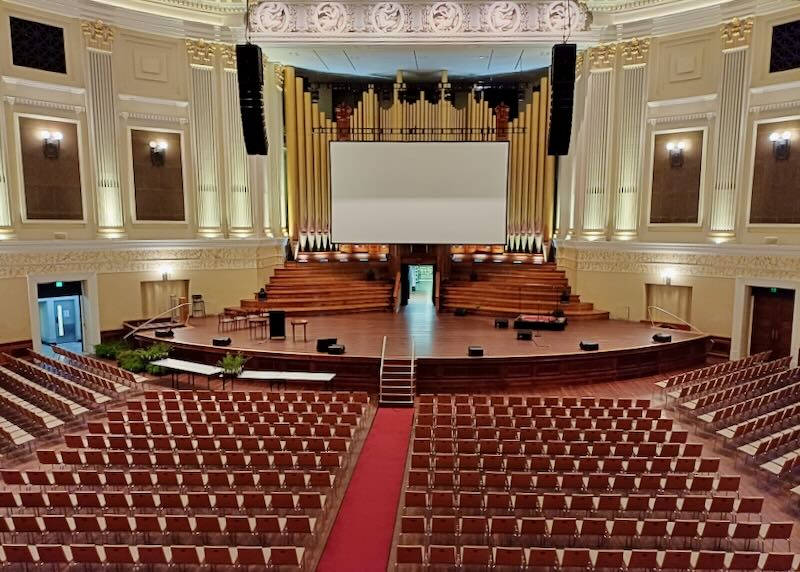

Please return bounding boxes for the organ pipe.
[287,71,556,252]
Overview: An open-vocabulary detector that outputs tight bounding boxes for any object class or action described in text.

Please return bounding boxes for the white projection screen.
[330,141,509,244]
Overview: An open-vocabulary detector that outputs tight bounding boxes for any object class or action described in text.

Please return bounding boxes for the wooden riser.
[246,294,392,305]
[442,304,610,320]
[444,288,579,303]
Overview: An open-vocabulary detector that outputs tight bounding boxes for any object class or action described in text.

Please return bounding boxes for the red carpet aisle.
[317,408,415,571]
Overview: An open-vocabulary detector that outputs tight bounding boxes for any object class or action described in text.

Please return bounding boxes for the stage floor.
[143,304,703,359]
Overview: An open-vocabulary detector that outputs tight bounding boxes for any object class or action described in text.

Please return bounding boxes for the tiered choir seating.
[441,261,609,320]
[396,394,796,570]
[52,345,146,384]
[0,389,369,569]
[234,261,393,316]
[660,355,800,483]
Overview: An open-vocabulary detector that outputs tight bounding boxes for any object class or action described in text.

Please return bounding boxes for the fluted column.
[613,39,649,237]
[710,18,753,239]
[581,44,617,237]
[82,21,124,237]
[218,45,253,236]
[187,40,222,236]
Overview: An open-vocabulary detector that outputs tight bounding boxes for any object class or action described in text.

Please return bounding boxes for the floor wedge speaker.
[236,44,268,156]
[213,337,231,347]
[548,43,577,156]
[468,346,484,357]
[579,340,599,351]
[653,333,673,343]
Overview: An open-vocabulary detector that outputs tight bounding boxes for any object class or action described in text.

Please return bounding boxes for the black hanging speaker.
[236,44,269,156]
[548,43,577,156]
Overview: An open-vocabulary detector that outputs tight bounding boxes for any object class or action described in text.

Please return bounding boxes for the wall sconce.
[665,141,685,168]
[662,268,675,286]
[769,131,791,160]
[158,264,171,281]
[40,130,63,159]
[149,140,168,166]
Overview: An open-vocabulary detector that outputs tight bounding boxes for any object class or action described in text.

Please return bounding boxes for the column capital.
[721,17,753,50]
[81,20,115,52]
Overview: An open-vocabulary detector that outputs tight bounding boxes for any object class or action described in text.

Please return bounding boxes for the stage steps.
[442,260,609,321]
[379,337,415,407]
[237,261,394,316]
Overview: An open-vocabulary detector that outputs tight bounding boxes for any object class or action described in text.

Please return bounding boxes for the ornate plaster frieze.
[720,16,753,49]
[620,37,649,65]
[750,100,800,115]
[0,242,284,279]
[82,20,115,52]
[559,243,800,281]
[186,39,217,66]
[120,111,189,124]
[575,50,585,74]
[247,0,590,41]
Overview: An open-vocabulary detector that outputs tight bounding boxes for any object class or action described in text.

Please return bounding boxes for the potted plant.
[217,352,248,380]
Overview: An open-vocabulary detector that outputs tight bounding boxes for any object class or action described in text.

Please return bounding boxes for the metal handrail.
[647,306,704,334]
[379,335,387,400]
[393,272,402,313]
[123,302,192,340]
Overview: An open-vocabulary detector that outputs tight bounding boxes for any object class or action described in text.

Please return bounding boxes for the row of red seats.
[670,358,790,402]
[397,544,795,570]
[65,434,350,453]
[0,544,303,567]
[687,369,798,413]
[419,404,661,418]
[657,351,770,390]
[145,389,368,404]
[2,468,335,490]
[0,513,316,537]
[133,398,365,415]
[399,515,790,547]
[0,490,326,512]
[37,449,343,470]
[88,419,357,437]
[419,395,652,407]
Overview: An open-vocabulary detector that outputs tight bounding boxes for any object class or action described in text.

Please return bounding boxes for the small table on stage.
[237,370,336,390]
[150,358,222,389]
[249,316,269,339]
[291,320,308,342]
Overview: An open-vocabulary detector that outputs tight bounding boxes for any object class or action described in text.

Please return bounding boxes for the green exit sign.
[55,281,63,288]
[770,287,778,294]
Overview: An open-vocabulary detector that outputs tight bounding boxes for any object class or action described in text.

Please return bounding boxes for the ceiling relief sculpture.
[248,0,590,40]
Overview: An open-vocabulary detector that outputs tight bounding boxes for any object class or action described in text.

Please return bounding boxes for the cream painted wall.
[570,270,735,337]
[0,277,32,343]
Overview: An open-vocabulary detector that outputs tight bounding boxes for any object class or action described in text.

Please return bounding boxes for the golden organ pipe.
[294,77,307,235]
[303,91,314,238]
[529,92,540,234]
[508,117,518,237]
[521,107,531,234]
[543,83,556,241]
[283,67,299,240]
[312,104,322,237]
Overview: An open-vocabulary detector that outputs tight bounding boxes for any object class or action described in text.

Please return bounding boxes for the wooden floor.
[158,303,703,359]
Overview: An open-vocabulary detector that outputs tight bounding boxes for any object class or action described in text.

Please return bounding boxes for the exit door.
[37,281,84,354]
[750,287,794,358]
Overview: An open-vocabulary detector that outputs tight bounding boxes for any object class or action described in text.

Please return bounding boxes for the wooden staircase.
[236,261,394,316]
[441,260,609,320]
[379,337,416,407]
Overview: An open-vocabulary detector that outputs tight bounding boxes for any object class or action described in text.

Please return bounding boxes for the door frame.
[27,272,101,354]
[731,277,800,366]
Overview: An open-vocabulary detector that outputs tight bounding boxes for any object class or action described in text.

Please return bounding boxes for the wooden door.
[750,287,795,358]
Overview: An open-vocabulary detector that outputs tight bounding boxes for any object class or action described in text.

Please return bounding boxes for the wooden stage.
[138,305,709,392]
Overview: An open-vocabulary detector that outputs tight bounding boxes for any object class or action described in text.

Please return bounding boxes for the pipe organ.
[282,67,556,254]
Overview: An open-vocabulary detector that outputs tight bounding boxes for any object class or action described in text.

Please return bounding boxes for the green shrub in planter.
[117,349,146,373]
[217,352,248,378]
[94,341,128,360]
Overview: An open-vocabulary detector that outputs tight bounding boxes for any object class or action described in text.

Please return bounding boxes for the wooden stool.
[291,320,308,342]
[248,316,269,339]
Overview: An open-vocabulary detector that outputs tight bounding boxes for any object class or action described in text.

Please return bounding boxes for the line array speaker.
[547,43,577,156]
[236,44,269,156]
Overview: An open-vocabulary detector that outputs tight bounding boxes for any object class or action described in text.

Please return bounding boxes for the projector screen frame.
[328,140,510,245]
